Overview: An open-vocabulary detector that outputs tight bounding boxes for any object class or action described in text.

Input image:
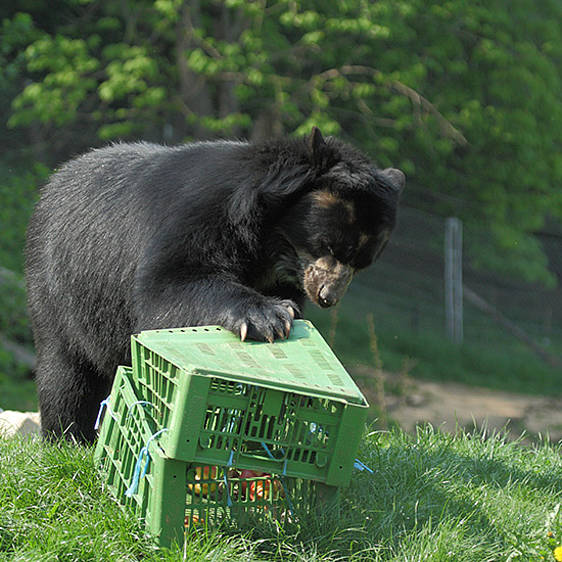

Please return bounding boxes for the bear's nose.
[318,286,336,308]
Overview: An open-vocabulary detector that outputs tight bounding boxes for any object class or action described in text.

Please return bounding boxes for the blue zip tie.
[261,442,272,457]
[260,442,287,477]
[130,400,154,409]
[353,459,374,473]
[125,446,149,498]
[278,476,294,517]
[126,400,156,418]
[125,428,168,497]
[261,442,274,459]
[222,470,233,507]
[260,442,293,515]
[223,449,234,506]
[94,397,111,430]
[260,441,285,461]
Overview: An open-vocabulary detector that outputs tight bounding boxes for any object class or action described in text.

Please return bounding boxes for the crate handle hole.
[315,453,328,468]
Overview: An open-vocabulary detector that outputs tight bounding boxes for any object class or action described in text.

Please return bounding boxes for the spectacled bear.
[25,127,404,443]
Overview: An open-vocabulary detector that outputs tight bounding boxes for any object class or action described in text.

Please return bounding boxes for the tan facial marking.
[358,232,371,249]
[312,191,339,208]
[312,191,355,223]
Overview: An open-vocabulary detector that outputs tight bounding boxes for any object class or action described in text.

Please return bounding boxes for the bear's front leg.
[133,277,299,342]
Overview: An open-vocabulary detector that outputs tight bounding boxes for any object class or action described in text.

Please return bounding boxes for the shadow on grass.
[236,426,562,560]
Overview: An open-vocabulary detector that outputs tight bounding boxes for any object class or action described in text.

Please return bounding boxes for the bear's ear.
[308,126,326,166]
[377,168,406,193]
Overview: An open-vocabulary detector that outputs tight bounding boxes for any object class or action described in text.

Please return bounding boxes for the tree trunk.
[175,0,213,139]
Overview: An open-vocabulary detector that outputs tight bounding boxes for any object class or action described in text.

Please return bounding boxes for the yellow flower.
[553,546,562,562]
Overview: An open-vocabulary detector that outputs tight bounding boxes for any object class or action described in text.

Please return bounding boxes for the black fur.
[25,131,403,442]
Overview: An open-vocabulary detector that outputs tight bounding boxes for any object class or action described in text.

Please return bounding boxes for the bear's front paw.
[234,298,299,343]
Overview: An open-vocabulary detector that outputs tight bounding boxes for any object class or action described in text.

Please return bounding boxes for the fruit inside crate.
[131,320,368,486]
[184,464,319,529]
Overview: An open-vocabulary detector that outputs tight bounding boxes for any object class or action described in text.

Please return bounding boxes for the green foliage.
[10,35,99,127]
[0,12,42,163]
[0,273,30,347]
[0,362,36,410]
[3,0,561,284]
[0,163,48,273]
[0,268,34,404]
[1,428,561,560]
[0,165,43,389]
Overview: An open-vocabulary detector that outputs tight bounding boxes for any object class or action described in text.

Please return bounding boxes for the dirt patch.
[352,366,562,443]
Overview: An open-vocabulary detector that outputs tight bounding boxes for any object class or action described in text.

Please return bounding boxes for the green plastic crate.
[94,366,328,548]
[130,320,368,486]
[94,366,156,524]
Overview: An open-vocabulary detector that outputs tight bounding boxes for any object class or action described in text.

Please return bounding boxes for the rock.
[0,410,41,437]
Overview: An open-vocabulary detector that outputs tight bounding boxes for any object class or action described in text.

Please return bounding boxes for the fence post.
[444,217,463,344]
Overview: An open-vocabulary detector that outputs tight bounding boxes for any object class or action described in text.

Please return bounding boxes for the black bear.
[25,128,404,442]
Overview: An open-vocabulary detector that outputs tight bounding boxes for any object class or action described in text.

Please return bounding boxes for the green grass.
[1,426,561,561]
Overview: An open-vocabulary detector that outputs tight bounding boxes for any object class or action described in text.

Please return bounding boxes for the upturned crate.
[130,320,368,486]
[94,366,327,548]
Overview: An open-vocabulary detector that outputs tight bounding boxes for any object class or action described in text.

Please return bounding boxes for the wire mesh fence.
[339,205,562,359]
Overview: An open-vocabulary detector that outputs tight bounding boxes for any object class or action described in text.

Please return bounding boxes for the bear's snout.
[304,257,353,308]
